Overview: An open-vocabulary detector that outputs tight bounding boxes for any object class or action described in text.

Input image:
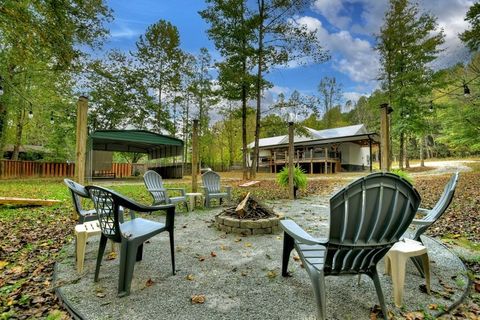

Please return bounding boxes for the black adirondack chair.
[281,172,421,319]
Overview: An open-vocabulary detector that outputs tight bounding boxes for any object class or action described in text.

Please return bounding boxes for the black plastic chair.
[281,172,421,319]
[86,185,176,297]
[408,172,459,277]
[64,179,97,224]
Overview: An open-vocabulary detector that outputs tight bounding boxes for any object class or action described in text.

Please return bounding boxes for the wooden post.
[75,96,88,184]
[369,137,373,173]
[192,119,199,192]
[324,147,328,174]
[288,121,294,200]
[380,103,392,172]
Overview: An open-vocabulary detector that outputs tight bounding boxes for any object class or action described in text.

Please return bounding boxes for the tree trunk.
[241,3,248,180]
[399,131,404,170]
[250,0,264,179]
[419,135,425,167]
[0,100,7,159]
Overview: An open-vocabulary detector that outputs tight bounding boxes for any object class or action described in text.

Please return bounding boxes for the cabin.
[248,124,379,174]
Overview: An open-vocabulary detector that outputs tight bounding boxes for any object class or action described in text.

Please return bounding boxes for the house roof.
[89,130,183,159]
[248,124,377,149]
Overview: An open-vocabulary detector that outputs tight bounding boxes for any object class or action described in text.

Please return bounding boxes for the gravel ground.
[55,196,468,320]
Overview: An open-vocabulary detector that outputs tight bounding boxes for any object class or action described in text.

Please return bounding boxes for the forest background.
[0,0,479,179]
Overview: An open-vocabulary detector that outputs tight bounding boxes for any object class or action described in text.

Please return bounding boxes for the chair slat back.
[202,171,221,193]
[144,170,168,204]
[86,186,122,243]
[412,172,459,240]
[64,179,90,220]
[325,172,421,274]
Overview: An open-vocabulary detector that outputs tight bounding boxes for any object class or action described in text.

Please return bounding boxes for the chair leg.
[136,243,143,262]
[371,268,388,319]
[75,230,88,273]
[410,256,425,278]
[282,233,294,277]
[118,241,128,295]
[94,234,108,282]
[169,231,176,275]
[420,253,431,294]
[119,242,138,296]
[205,196,210,208]
[309,270,327,320]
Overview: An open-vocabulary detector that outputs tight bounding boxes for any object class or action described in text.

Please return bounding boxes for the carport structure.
[86,130,184,180]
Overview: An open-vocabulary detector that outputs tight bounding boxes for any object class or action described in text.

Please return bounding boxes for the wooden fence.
[0,160,132,179]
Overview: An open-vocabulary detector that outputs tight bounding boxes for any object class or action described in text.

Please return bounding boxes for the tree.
[317,76,342,121]
[460,2,480,52]
[134,20,185,134]
[249,0,329,178]
[200,0,257,179]
[377,0,444,169]
[86,50,153,130]
[0,0,112,157]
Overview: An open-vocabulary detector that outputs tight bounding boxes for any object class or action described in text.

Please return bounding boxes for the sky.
[103,0,473,108]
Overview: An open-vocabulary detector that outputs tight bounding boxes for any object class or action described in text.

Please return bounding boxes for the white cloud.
[312,0,351,29]
[343,91,368,104]
[296,16,380,83]
[110,26,140,39]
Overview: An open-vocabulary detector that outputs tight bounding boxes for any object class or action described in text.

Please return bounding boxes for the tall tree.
[377,0,444,169]
[0,0,112,157]
[249,0,329,178]
[134,20,184,134]
[317,76,342,126]
[460,2,480,52]
[200,0,257,179]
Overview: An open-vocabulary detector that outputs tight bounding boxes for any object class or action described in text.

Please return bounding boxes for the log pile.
[222,192,276,220]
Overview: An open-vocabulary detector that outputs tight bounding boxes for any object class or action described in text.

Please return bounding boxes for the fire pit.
[215,192,284,235]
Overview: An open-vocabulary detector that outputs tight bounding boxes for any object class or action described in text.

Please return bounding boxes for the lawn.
[0,162,479,319]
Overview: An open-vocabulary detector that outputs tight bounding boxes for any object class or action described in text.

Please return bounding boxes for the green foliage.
[277,165,308,189]
[460,2,480,52]
[389,169,413,183]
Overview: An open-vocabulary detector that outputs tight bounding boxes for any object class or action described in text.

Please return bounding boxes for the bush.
[390,169,413,184]
[277,165,308,189]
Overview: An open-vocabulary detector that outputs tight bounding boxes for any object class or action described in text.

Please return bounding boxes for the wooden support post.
[288,122,294,200]
[324,147,328,174]
[75,96,88,184]
[192,119,199,192]
[273,151,276,173]
[369,137,373,172]
[380,103,392,171]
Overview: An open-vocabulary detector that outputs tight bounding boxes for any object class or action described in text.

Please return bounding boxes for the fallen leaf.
[145,278,154,287]
[241,271,247,276]
[267,270,277,279]
[234,238,242,242]
[186,274,195,281]
[293,256,300,261]
[106,251,117,260]
[244,242,252,248]
[475,281,480,293]
[191,294,206,304]
[404,311,424,320]
[96,292,106,298]
[198,256,206,262]
[210,251,217,257]
[0,260,8,269]
[428,304,438,310]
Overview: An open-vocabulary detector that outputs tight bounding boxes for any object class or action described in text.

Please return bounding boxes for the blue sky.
[103,0,472,107]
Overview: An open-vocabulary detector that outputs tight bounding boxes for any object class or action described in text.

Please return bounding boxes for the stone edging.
[215,212,285,235]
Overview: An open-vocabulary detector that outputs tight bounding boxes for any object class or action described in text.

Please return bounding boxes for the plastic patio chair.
[281,172,421,319]
[408,171,459,277]
[201,171,232,208]
[64,179,97,224]
[86,185,176,296]
[143,170,189,211]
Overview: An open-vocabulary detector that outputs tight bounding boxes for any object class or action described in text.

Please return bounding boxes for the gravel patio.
[54,195,469,320]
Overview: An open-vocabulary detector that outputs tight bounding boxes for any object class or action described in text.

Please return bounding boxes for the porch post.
[369,137,373,173]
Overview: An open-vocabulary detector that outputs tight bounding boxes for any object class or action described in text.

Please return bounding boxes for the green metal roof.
[89,130,183,159]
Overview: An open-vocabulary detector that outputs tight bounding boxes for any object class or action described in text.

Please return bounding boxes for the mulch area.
[0,171,479,319]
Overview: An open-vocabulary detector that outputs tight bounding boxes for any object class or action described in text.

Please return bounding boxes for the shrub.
[277,165,308,190]
[390,169,413,184]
